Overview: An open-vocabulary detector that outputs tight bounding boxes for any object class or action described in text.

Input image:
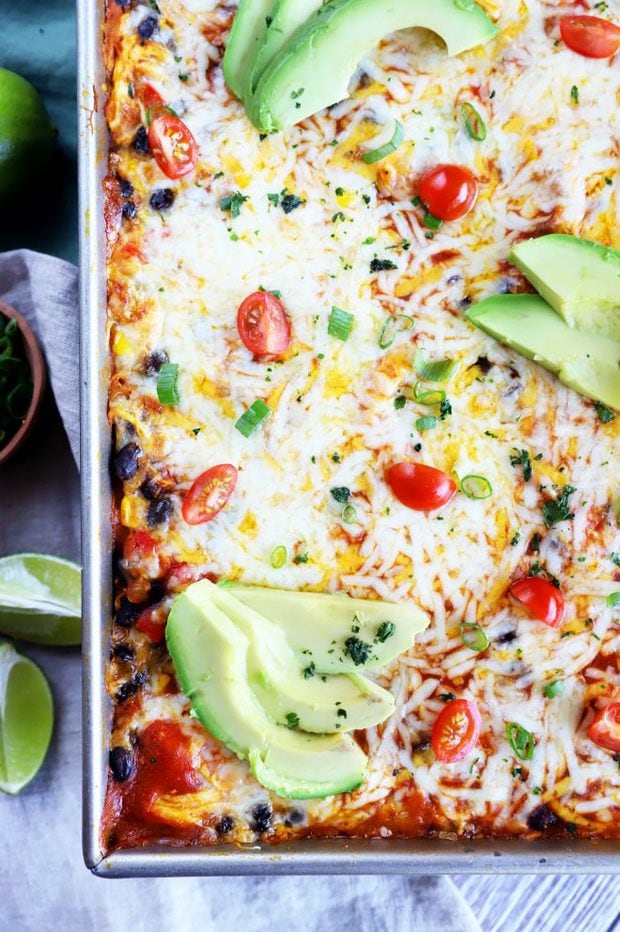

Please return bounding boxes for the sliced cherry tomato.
[141,82,166,112]
[387,461,457,512]
[509,576,565,628]
[588,701,620,753]
[560,15,620,59]
[148,112,198,180]
[418,164,478,222]
[182,464,238,525]
[136,609,166,644]
[123,529,157,561]
[237,291,292,357]
[431,699,481,763]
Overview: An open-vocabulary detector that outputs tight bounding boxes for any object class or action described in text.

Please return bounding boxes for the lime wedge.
[0,642,54,794]
[0,553,81,646]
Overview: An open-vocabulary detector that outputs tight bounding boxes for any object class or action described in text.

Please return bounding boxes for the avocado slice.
[246,0,325,103]
[466,293,620,410]
[222,0,274,100]
[251,0,498,132]
[510,235,620,341]
[230,586,429,673]
[167,581,367,799]
[208,582,395,733]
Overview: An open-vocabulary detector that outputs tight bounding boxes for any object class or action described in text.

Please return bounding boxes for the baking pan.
[78,0,618,877]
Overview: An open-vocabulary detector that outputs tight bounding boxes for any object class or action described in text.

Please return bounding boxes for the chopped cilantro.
[611,553,620,568]
[394,395,407,410]
[438,399,452,421]
[510,447,532,482]
[570,85,579,104]
[330,487,350,504]
[303,663,315,680]
[219,191,248,218]
[337,708,348,719]
[285,712,300,729]
[510,530,521,547]
[542,486,576,527]
[293,553,309,565]
[370,258,398,273]
[344,636,372,666]
[439,692,456,702]
[376,621,396,643]
[594,402,615,424]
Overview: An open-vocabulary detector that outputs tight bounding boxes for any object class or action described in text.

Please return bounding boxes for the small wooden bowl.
[0,299,47,466]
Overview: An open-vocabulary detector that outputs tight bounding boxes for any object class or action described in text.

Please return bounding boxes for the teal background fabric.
[0,0,78,263]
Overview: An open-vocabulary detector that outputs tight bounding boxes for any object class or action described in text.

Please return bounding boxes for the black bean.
[475,355,493,375]
[138,15,158,40]
[414,443,422,453]
[148,580,166,605]
[114,442,141,480]
[112,643,135,661]
[134,125,151,155]
[460,296,472,309]
[216,815,234,835]
[251,802,272,833]
[411,738,431,754]
[122,201,137,220]
[527,804,560,833]
[149,188,175,211]
[118,177,134,198]
[147,497,172,527]
[109,746,134,782]
[115,598,141,629]
[140,477,162,500]
[284,809,305,826]
[497,629,517,644]
[143,349,169,375]
[116,670,148,703]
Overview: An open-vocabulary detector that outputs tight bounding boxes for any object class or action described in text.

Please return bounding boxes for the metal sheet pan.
[78,0,618,878]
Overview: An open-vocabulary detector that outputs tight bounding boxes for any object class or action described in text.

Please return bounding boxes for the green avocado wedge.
[222,0,274,100]
[230,586,429,673]
[245,0,326,103]
[465,293,620,411]
[166,581,367,799]
[208,581,395,734]
[510,235,620,341]
[251,0,498,132]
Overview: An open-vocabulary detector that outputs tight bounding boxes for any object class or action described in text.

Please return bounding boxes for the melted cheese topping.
[104,0,620,847]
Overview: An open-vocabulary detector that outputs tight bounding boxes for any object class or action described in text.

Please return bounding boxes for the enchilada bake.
[101,0,620,851]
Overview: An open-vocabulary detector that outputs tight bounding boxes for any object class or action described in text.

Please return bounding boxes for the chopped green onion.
[361,120,404,164]
[416,416,437,432]
[342,504,358,524]
[414,381,446,405]
[423,213,443,231]
[459,621,489,652]
[414,349,457,383]
[378,314,414,350]
[328,306,355,341]
[235,399,271,437]
[543,679,564,699]
[461,474,493,500]
[506,722,535,761]
[461,102,487,141]
[607,592,620,608]
[270,545,287,569]
[156,363,180,405]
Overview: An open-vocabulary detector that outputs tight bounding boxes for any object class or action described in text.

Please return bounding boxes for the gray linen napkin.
[0,249,481,931]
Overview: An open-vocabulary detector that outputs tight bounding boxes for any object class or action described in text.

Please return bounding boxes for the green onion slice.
[461,102,487,142]
[414,381,446,405]
[416,416,437,432]
[543,679,564,699]
[423,213,443,231]
[235,399,271,437]
[361,120,404,164]
[328,306,355,341]
[606,592,620,608]
[270,545,287,569]
[459,621,489,652]
[342,504,358,524]
[156,363,180,405]
[414,349,457,383]
[506,722,536,761]
[378,314,414,350]
[461,474,493,500]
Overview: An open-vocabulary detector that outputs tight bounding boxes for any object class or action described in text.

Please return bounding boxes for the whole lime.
[0,68,56,204]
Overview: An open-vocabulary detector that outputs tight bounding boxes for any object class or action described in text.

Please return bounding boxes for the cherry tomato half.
[559,15,620,59]
[237,291,292,357]
[141,82,166,112]
[148,112,199,180]
[431,699,482,763]
[182,464,238,526]
[509,576,565,628]
[418,164,478,222]
[588,701,620,753]
[387,462,457,512]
